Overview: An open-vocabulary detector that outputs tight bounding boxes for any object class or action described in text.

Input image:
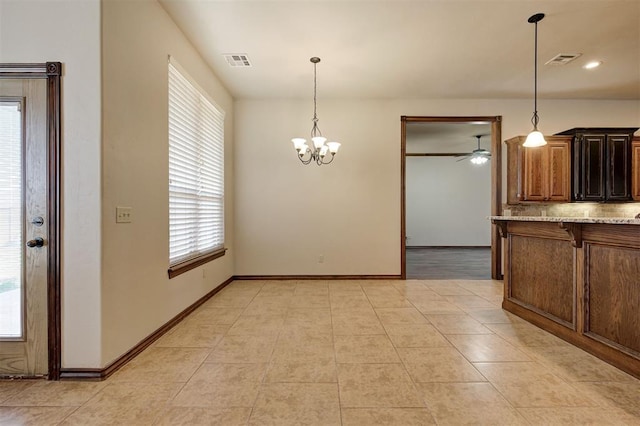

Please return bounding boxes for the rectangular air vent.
[545,53,582,66]
[223,54,252,67]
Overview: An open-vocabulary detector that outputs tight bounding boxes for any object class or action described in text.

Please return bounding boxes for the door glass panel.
[0,99,23,339]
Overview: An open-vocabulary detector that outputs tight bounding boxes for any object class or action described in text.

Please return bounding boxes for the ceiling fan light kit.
[470,134,491,165]
[457,134,491,165]
[523,12,548,148]
[471,155,489,165]
[291,57,341,166]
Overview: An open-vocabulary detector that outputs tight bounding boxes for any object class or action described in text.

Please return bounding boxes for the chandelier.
[292,57,341,165]
[523,13,547,147]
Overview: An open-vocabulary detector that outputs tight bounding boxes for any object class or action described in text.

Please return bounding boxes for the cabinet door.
[579,135,606,201]
[606,135,631,200]
[547,142,570,201]
[632,141,640,201]
[506,137,526,203]
[523,146,547,201]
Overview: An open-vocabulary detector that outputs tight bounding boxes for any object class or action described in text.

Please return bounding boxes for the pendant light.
[291,57,341,165]
[523,13,547,148]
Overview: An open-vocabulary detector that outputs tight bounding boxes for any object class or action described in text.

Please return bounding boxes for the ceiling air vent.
[223,54,252,67]
[545,53,582,66]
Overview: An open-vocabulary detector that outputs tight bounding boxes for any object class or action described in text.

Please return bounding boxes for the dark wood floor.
[406,247,491,280]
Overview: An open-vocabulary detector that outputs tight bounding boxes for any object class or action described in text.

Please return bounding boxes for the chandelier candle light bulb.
[291,57,341,165]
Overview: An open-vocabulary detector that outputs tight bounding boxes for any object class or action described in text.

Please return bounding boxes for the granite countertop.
[489,215,640,225]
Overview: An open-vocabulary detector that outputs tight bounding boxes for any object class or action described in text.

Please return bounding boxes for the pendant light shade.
[523,13,547,148]
[524,130,546,147]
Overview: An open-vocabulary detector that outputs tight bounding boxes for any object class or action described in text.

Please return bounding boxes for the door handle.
[26,237,45,248]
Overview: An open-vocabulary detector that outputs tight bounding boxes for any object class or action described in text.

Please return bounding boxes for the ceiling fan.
[456,135,491,164]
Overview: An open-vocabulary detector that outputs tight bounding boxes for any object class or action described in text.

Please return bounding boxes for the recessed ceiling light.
[583,61,602,70]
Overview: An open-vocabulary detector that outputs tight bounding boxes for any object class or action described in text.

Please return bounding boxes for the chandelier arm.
[298,149,313,165]
[321,154,335,165]
[299,153,313,165]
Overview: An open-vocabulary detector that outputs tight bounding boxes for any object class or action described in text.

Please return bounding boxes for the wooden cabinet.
[632,139,640,201]
[556,128,637,202]
[506,136,571,203]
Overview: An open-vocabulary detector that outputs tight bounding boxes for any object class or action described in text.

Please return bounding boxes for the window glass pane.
[168,60,224,266]
[0,100,23,339]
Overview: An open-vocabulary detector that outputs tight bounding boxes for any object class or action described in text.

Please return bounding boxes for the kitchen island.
[491,216,640,378]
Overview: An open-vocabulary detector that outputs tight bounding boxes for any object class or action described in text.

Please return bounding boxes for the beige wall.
[100,0,234,366]
[0,0,103,368]
[234,98,639,276]
[1,0,234,370]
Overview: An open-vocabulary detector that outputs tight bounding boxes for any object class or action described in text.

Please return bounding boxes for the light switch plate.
[116,206,132,223]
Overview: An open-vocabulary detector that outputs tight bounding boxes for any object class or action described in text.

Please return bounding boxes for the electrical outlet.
[318,254,324,264]
[116,207,132,223]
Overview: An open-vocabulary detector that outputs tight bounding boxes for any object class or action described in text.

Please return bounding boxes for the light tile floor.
[2,279,640,425]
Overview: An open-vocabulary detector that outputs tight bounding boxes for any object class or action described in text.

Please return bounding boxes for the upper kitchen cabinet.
[505,136,571,203]
[556,128,638,202]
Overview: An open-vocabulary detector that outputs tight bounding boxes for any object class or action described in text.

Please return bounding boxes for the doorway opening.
[400,116,502,280]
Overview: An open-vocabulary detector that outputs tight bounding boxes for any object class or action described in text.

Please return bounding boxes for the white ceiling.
[159,0,640,100]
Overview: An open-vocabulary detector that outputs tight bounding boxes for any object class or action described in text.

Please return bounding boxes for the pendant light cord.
[532,19,539,130]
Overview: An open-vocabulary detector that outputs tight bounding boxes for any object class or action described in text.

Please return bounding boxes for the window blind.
[168,60,224,266]
[0,100,23,338]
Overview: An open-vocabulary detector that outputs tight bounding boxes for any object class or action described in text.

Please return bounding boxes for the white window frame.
[167,57,225,278]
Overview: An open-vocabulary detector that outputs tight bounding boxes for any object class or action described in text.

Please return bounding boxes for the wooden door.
[0,79,49,377]
[632,140,640,201]
[547,141,570,201]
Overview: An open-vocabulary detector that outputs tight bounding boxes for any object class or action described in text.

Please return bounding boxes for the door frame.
[401,116,503,280]
[0,63,62,379]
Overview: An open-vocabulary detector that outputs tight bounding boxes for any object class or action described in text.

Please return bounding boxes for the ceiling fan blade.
[456,155,471,162]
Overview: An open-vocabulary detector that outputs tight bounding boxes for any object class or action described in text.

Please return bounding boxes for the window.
[168,58,225,278]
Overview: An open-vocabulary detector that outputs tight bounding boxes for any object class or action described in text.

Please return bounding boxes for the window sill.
[168,248,227,279]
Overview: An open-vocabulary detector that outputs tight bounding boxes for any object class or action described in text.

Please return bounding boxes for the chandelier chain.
[312,60,322,138]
